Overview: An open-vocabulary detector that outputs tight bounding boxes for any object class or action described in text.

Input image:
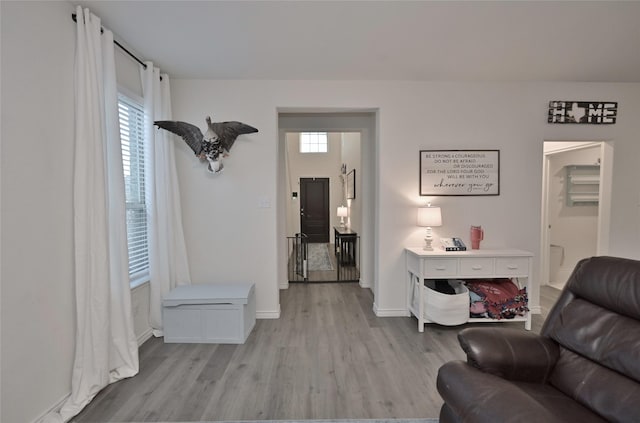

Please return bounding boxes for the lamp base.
[423,226,434,251]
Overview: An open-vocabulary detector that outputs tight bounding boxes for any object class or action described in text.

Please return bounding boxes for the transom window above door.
[299,132,328,153]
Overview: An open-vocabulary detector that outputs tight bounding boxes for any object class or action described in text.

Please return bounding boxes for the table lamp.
[337,205,348,228]
[417,203,442,251]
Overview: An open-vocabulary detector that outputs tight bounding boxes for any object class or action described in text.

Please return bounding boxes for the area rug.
[307,243,334,271]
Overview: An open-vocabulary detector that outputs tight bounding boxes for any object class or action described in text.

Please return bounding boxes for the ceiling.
[75,1,640,82]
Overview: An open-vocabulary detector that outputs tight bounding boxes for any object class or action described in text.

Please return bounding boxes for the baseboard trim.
[137,328,153,346]
[36,328,152,422]
[257,306,280,319]
[373,302,410,317]
[33,392,69,423]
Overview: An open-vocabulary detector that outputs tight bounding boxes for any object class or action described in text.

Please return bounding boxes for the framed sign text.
[420,150,500,196]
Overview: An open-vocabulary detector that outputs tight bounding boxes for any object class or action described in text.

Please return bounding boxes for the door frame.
[539,140,613,290]
[277,109,378,298]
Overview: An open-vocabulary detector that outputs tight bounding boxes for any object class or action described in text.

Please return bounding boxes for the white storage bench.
[163,283,256,344]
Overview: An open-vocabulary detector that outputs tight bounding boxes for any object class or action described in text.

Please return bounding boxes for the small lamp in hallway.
[417,203,442,251]
[337,205,348,229]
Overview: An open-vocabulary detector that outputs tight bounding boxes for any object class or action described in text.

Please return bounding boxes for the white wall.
[171,79,640,319]
[1,2,76,422]
[170,84,280,318]
[548,146,600,287]
[341,133,362,232]
[284,132,344,242]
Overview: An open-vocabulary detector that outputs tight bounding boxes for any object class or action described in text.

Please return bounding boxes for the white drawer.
[496,257,529,276]
[459,258,494,276]
[424,258,458,277]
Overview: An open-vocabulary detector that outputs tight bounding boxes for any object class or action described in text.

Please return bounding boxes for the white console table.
[405,247,533,332]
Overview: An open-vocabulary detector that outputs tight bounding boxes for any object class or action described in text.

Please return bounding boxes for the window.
[299,132,328,153]
[118,95,149,283]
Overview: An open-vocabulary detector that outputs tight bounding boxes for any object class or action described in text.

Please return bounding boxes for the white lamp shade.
[417,206,442,227]
[337,206,348,218]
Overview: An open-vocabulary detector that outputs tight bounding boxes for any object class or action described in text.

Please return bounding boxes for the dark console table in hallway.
[334,226,358,266]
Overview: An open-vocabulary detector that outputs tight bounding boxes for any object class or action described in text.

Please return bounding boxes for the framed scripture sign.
[420,150,500,196]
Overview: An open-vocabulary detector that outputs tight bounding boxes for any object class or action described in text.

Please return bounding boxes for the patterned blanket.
[466,278,528,319]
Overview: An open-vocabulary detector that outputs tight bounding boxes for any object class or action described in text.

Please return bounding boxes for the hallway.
[287,241,360,283]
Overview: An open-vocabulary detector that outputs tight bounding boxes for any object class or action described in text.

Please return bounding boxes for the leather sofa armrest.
[437,361,574,423]
[457,327,559,383]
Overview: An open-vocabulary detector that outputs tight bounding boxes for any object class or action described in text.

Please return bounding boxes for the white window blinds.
[118,95,149,280]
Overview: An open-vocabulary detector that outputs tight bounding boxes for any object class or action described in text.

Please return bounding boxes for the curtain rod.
[71,13,147,70]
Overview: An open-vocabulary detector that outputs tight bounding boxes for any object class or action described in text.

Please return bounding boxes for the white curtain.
[141,63,192,336]
[43,7,139,422]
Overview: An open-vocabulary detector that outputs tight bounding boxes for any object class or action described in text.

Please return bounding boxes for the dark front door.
[300,177,329,243]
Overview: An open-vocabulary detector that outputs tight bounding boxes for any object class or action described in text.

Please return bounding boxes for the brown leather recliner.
[437,256,640,423]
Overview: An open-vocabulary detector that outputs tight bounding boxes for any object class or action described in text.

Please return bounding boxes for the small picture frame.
[346,169,356,199]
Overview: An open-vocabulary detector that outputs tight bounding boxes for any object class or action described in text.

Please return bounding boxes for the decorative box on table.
[163,282,255,344]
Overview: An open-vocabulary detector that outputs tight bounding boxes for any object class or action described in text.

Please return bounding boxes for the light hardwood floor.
[72,284,560,422]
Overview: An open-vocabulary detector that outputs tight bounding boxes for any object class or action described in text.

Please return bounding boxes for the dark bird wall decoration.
[154,117,258,174]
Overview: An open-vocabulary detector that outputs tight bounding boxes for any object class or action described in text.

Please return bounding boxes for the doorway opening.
[277,110,377,291]
[540,141,613,291]
[283,131,361,283]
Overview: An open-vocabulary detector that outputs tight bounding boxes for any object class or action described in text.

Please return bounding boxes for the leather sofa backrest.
[541,256,640,422]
